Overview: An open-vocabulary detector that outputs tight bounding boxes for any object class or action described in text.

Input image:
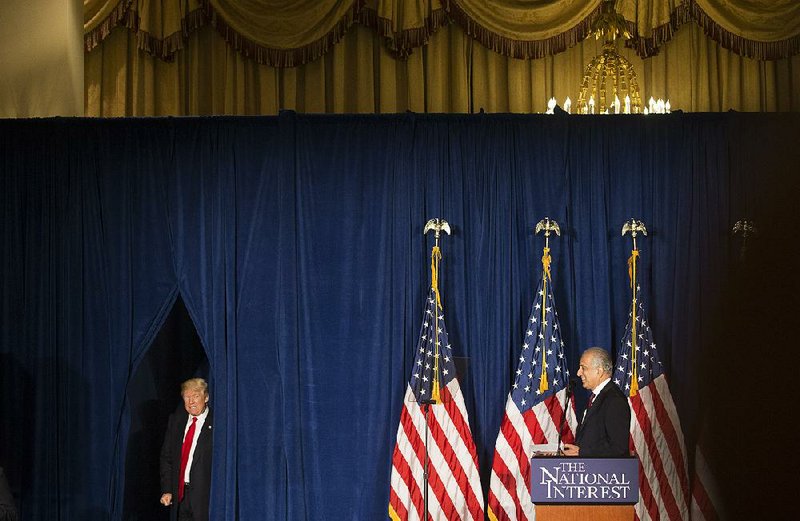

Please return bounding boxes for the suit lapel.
[196,409,213,449]
[582,384,611,425]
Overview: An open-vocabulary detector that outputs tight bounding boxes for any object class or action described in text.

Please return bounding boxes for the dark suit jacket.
[575,381,631,457]
[160,407,213,521]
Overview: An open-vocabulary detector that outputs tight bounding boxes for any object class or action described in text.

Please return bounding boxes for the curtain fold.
[84,0,132,52]
[617,0,688,57]
[371,0,450,57]
[84,0,205,59]
[691,0,800,59]
[695,0,800,43]
[446,0,604,59]
[204,0,364,66]
[618,0,680,36]
[84,0,129,35]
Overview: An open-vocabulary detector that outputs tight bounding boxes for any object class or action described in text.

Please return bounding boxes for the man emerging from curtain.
[160,378,214,521]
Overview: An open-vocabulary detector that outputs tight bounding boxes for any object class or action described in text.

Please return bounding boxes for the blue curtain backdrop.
[1,113,798,520]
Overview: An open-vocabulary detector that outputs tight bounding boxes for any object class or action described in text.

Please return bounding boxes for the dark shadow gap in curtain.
[122,294,209,521]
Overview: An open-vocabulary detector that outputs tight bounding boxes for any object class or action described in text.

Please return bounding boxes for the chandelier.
[576,1,642,114]
[544,1,672,115]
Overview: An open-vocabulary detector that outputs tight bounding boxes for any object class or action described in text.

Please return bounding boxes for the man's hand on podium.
[562,443,580,456]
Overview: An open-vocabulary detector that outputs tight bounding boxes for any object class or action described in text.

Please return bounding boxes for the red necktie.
[587,393,595,408]
[178,417,198,502]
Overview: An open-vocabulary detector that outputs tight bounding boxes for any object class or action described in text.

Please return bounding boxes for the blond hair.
[181,377,208,396]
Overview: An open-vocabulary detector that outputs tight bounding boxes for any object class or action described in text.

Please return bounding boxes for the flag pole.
[732,219,757,262]
[421,218,451,521]
[621,218,647,397]
[534,217,560,394]
[423,218,451,403]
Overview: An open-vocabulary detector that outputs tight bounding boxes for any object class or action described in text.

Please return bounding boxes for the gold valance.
[84,0,204,59]
[84,0,800,65]
[692,0,800,59]
[371,0,449,57]
[85,0,128,35]
[205,0,362,66]
[446,1,604,59]
[616,0,686,57]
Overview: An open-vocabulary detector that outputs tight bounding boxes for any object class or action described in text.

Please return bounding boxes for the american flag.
[388,249,485,520]
[487,250,577,521]
[690,429,723,521]
[690,447,722,521]
[613,278,690,521]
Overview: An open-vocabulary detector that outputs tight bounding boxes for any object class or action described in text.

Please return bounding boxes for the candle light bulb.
[614,95,620,114]
[564,97,572,114]
[589,96,595,114]
[665,100,671,113]
[546,97,556,114]
[624,95,631,114]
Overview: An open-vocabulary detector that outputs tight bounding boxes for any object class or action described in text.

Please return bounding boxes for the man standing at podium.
[563,347,630,457]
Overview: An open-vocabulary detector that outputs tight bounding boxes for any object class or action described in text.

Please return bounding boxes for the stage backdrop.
[1,113,798,520]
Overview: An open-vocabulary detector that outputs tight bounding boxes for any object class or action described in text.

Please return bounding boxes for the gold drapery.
[84,0,204,59]
[617,0,684,57]
[205,0,363,66]
[372,0,449,56]
[445,0,604,59]
[84,1,800,64]
[692,0,800,59]
[85,21,800,115]
[84,0,448,65]
[85,0,127,35]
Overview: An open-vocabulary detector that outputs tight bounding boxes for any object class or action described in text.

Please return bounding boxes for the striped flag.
[487,245,577,521]
[613,260,690,521]
[690,431,723,521]
[389,245,485,521]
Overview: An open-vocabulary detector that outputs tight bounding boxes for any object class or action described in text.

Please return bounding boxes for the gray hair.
[583,347,613,375]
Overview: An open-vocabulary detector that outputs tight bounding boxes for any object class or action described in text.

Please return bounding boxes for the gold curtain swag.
[84,0,205,61]
[85,0,800,66]
[83,0,452,66]
[446,0,604,59]
[692,0,800,60]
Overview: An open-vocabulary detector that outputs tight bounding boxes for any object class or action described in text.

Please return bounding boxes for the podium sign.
[530,457,639,504]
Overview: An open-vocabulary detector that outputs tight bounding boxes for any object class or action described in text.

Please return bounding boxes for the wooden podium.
[535,504,634,521]
[530,456,638,521]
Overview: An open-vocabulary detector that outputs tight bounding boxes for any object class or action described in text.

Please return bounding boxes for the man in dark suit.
[160,378,213,521]
[563,347,630,457]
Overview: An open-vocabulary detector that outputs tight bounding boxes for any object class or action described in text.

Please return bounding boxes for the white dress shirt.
[182,406,209,483]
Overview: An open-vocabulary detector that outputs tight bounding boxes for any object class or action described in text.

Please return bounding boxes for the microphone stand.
[556,381,574,455]
[419,399,437,521]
